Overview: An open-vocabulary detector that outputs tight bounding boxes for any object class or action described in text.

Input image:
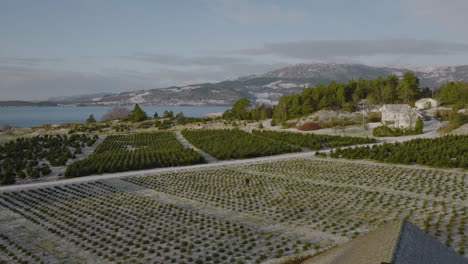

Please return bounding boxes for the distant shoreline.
[0,105,231,128]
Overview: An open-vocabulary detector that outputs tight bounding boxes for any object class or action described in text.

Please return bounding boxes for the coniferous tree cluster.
[86,114,96,124]
[181,129,300,160]
[438,81,468,108]
[128,104,148,122]
[272,72,427,122]
[329,135,468,168]
[0,134,98,185]
[65,132,205,177]
[222,98,273,120]
[252,130,376,150]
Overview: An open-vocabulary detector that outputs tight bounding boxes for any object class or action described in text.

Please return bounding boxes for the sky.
[2,0,468,100]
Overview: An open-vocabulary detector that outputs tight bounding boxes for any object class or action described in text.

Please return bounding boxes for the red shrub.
[297,122,321,131]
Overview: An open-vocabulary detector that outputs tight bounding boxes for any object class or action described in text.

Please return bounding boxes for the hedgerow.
[181,129,300,160]
[329,135,468,168]
[65,132,205,177]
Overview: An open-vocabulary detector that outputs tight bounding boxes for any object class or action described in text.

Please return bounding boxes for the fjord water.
[0,106,230,128]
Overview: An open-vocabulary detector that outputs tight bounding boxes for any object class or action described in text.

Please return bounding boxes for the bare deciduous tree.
[101,108,130,121]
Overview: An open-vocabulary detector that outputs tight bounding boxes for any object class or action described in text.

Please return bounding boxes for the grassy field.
[0,157,466,263]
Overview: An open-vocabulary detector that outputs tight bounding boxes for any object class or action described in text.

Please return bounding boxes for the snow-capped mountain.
[48,63,468,106]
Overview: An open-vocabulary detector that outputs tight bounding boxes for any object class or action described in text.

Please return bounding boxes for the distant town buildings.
[415,98,439,109]
[381,104,422,129]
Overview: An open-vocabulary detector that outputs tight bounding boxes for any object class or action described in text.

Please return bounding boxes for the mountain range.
[14,63,468,107]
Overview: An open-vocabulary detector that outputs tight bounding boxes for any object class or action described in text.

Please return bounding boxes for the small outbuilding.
[415,98,439,109]
[381,104,421,129]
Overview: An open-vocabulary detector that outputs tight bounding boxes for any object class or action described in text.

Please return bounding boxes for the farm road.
[174,131,218,163]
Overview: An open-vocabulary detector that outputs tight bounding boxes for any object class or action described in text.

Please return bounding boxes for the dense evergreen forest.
[222,73,468,123]
[65,132,204,177]
[438,81,468,108]
[272,72,433,122]
[329,135,468,168]
[222,98,274,121]
[0,135,98,185]
[253,130,376,150]
[181,129,300,159]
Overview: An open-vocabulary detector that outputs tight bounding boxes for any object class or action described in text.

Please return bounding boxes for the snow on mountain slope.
[52,63,468,106]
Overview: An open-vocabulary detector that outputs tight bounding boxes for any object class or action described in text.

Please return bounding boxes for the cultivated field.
[181,129,300,160]
[0,135,99,184]
[0,156,466,263]
[329,135,468,169]
[65,132,205,177]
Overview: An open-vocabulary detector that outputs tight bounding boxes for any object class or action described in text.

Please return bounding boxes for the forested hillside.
[272,72,431,122]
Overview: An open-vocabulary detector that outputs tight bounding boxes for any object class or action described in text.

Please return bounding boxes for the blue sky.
[2,0,468,100]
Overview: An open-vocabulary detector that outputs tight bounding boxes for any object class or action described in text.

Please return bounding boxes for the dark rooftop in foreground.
[302,220,468,264]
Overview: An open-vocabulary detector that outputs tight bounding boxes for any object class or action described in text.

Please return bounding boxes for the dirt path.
[0,151,317,192]
[174,131,218,163]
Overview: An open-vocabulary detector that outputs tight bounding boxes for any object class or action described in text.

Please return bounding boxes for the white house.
[381,104,422,129]
[415,98,439,109]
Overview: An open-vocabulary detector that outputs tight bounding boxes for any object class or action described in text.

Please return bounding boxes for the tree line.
[438,81,468,109]
[272,72,432,122]
[223,74,468,125]
[329,135,468,168]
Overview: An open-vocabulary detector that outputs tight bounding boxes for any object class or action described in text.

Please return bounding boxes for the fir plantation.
[0,75,466,264]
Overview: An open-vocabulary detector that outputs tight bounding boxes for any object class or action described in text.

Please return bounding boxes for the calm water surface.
[0,106,230,128]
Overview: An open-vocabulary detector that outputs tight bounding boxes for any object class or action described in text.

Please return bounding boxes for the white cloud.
[237,39,468,59]
[0,57,63,67]
[122,53,252,66]
[0,60,285,100]
[0,68,133,101]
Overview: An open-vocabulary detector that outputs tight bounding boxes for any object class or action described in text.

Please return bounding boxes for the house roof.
[416,98,438,103]
[382,104,412,113]
[301,220,468,264]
